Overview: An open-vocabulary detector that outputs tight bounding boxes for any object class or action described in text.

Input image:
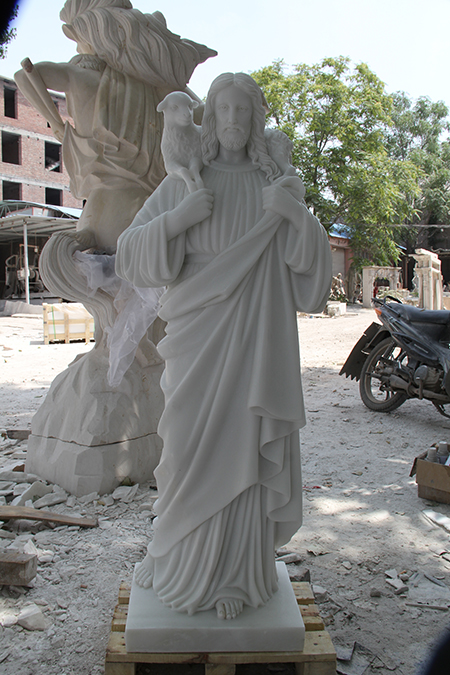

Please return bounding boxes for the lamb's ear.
[156,101,166,113]
[191,100,199,110]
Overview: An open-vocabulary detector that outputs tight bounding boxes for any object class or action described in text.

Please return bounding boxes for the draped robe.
[63,65,166,200]
[115,160,332,614]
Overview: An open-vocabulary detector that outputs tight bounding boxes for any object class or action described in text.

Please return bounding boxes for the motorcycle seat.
[393,304,450,325]
[391,304,450,342]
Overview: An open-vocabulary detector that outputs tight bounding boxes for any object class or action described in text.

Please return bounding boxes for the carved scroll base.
[26,233,164,496]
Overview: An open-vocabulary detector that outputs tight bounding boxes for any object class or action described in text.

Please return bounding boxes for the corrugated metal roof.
[0,200,80,241]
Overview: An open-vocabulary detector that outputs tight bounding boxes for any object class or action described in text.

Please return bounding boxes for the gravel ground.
[1,306,450,674]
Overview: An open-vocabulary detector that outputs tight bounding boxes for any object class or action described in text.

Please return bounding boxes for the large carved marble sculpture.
[14,0,216,495]
[116,73,332,624]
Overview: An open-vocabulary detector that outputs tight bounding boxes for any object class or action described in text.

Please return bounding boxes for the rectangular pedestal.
[125,561,305,653]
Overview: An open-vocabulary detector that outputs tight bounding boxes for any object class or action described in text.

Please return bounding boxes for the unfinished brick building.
[0,75,82,298]
[0,74,82,208]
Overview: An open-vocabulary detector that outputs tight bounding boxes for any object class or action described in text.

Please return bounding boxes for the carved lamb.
[157,91,204,193]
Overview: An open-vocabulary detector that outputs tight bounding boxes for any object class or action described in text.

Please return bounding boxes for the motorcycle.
[340,297,450,418]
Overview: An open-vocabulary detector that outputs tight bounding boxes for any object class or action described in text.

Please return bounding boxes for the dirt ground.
[1,305,450,675]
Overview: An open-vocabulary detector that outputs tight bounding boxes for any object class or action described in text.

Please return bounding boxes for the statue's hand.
[166,188,214,239]
[262,183,302,223]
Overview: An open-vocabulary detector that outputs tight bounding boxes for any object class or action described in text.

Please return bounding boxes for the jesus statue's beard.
[217,127,249,151]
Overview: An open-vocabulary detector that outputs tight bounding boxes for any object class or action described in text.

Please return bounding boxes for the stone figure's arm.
[116,180,213,287]
[262,181,305,228]
[15,61,71,141]
[164,189,213,240]
[261,176,332,309]
[15,61,71,98]
[284,204,332,313]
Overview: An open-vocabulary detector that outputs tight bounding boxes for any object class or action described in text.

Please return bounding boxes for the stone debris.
[336,641,377,675]
[0,611,18,628]
[0,470,38,484]
[98,495,114,507]
[11,480,53,506]
[32,492,68,509]
[276,552,304,564]
[17,603,48,631]
[23,539,54,563]
[312,584,328,602]
[0,550,37,585]
[112,484,140,502]
[385,576,408,595]
[423,509,450,533]
[138,498,157,512]
[289,567,311,582]
[78,491,100,505]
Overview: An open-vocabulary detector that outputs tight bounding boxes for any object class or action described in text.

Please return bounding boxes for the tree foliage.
[386,92,450,226]
[0,3,18,60]
[252,58,422,269]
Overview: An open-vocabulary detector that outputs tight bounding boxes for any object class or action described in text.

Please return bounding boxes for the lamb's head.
[157,91,199,128]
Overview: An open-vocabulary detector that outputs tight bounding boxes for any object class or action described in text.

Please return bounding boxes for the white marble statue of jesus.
[115,73,332,620]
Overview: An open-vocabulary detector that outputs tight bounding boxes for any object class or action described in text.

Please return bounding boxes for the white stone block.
[125,561,305,654]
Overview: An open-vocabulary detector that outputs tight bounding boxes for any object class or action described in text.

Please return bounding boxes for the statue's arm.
[262,177,306,229]
[14,61,71,141]
[15,61,71,96]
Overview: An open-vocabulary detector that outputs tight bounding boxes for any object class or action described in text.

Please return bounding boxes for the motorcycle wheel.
[359,337,408,412]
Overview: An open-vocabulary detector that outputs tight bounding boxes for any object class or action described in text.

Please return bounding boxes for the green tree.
[387,92,450,225]
[0,3,18,60]
[252,58,421,269]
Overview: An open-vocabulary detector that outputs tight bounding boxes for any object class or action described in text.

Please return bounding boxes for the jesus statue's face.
[214,85,253,152]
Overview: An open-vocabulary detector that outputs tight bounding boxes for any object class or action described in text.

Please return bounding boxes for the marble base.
[125,561,305,653]
[26,432,162,496]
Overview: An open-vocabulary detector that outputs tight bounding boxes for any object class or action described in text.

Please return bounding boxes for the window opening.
[45,141,61,172]
[4,87,16,118]
[1,131,20,164]
[45,187,62,206]
[2,180,21,200]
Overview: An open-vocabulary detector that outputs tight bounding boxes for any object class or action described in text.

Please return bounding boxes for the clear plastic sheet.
[74,251,164,387]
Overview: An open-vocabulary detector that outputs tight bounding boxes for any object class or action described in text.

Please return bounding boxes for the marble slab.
[125,560,305,653]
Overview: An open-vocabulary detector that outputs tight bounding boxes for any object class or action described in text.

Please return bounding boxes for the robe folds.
[115,160,332,614]
[64,66,166,200]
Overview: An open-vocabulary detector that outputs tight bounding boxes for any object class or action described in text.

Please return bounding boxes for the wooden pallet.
[43,303,94,344]
[105,582,336,675]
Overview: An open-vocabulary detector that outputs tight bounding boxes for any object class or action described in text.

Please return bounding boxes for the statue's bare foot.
[135,554,154,589]
[215,599,244,620]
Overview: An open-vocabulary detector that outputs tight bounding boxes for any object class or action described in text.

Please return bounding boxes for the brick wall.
[0,75,83,209]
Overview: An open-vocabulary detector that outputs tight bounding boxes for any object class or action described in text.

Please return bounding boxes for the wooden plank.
[300,604,325,631]
[112,605,128,632]
[64,313,70,343]
[205,666,235,675]
[106,634,335,666]
[296,662,337,675]
[105,583,336,674]
[104,663,135,675]
[292,582,315,605]
[0,505,97,528]
[118,582,131,604]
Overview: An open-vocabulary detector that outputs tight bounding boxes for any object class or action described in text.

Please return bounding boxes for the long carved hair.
[60,0,216,89]
[201,73,281,182]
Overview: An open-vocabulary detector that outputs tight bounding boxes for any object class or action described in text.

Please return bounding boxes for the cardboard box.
[411,452,450,504]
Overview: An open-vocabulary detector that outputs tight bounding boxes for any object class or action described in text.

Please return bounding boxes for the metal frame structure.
[0,200,80,302]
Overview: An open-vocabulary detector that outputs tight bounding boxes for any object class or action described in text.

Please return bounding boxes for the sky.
[2,0,450,108]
